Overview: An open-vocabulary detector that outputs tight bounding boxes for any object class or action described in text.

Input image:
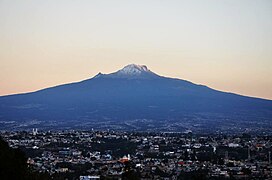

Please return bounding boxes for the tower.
[269,151,271,165]
[213,146,216,153]
[225,151,228,161]
[248,147,251,160]
[32,128,38,135]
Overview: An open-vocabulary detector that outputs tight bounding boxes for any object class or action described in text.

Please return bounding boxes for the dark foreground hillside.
[0,138,49,180]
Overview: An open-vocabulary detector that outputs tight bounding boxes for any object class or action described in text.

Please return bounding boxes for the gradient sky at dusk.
[0,0,272,99]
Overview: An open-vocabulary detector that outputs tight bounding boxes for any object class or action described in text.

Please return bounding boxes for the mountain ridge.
[1,64,270,101]
[0,64,271,132]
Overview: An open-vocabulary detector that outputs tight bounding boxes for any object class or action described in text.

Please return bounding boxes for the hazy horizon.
[1,0,272,99]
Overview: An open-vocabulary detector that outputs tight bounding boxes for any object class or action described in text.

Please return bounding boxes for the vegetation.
[0,138,49,180]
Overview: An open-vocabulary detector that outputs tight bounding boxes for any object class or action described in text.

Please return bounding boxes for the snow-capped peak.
[117,64,150,75]
[93,64,159,79]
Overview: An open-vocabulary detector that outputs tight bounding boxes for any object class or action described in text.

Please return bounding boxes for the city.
[1,130,271,179]
[1,1,271,180]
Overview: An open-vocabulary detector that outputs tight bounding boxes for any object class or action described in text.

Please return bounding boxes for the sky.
[0,0,272,99]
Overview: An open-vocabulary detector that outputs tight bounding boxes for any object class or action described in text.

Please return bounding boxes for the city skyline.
[1,0,272,99]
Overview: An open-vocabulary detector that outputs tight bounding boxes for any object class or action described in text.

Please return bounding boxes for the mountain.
[0,64,272,133]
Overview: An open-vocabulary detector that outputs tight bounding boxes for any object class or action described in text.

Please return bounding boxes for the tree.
[0,137,49,180]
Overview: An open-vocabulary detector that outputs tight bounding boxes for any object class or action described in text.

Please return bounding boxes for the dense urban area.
[1,130,272,180]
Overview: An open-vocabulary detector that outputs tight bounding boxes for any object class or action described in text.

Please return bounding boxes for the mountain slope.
[0,64,271,132]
